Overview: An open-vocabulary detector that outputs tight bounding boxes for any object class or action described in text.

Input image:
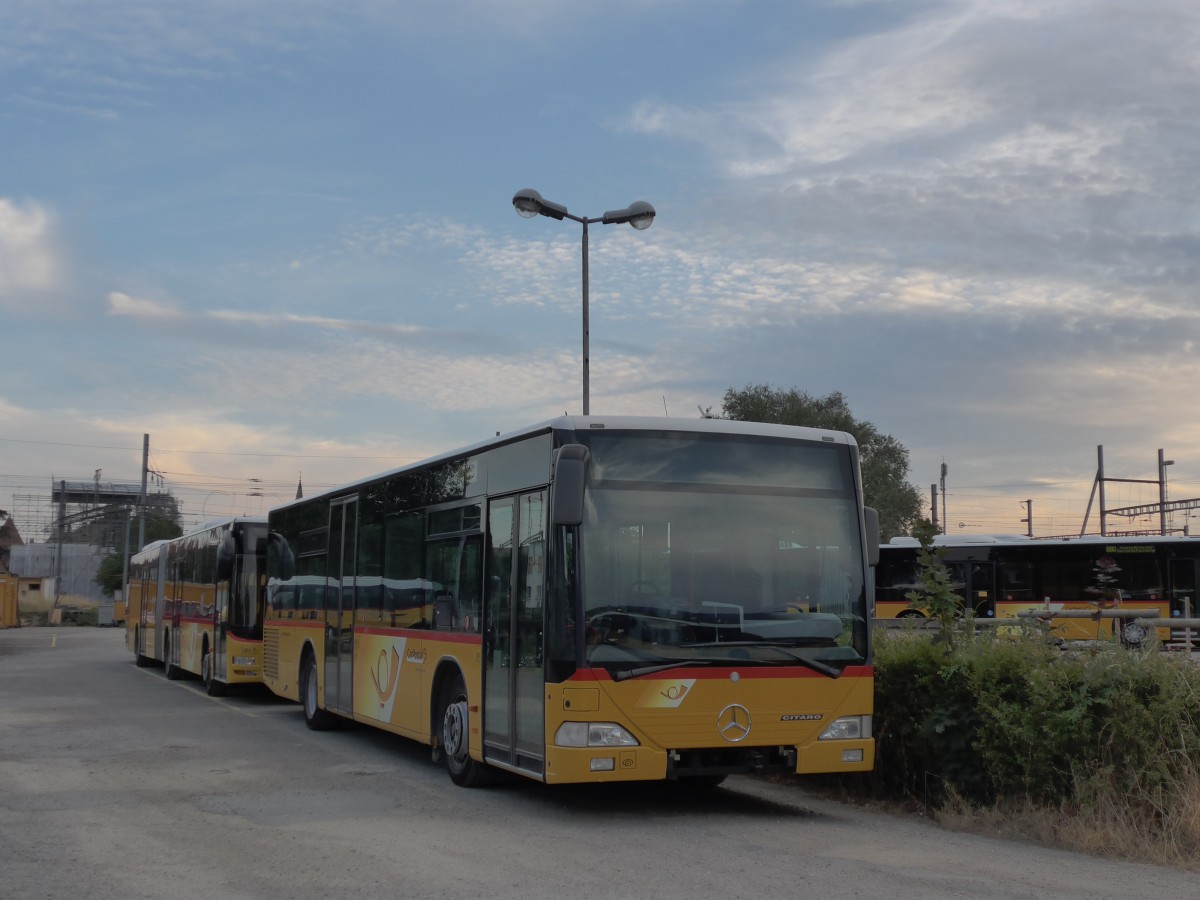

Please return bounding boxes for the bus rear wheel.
[301,653,337,731]
[439,674,489,787]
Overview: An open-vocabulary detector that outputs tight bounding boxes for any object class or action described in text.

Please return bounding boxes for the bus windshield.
[231,522,268,639]
[576,432,868,675]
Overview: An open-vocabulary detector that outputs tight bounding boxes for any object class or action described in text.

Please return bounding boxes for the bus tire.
[134,629,152,667]
[301,652,337,731]
[165,635,184,680]
[439,674,490,787]
[896,610,925,620]
[202,644,227,697]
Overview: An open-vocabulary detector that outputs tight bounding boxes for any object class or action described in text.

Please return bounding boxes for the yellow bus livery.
[263,416,879,787]
[127,517,268,695]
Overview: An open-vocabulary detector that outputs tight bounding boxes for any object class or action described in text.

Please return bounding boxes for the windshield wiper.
[611,659,715,682]
[768,646,843,679]
[679,641,843,679]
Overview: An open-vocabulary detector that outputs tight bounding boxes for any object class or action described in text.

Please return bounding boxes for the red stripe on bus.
[567,665,874,682]
[349,626,483,645]
[264,620,483,646]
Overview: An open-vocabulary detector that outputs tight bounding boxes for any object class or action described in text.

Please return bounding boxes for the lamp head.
[512,188,567,220]
[513,188,542,218]
[601,200,655,230]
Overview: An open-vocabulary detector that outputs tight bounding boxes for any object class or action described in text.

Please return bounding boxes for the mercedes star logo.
[717,704,752,743]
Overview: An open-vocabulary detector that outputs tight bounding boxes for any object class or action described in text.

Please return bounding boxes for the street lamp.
[512,188,655,415]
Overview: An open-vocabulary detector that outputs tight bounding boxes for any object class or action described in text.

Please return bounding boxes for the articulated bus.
[264,415,880,787]
[127,516,269,695]
[875,533,1200,644]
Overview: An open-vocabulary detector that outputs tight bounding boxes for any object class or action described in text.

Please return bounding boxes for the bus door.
[967,561,996,618]
[148,551,167,661]
[947,560,996,618]
[326,497,358,716]
[1169,557,1198,647]
[484,492,547,776]
[213,543,230,684]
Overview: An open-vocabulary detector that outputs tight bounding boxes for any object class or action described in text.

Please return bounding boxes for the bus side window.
[434,592,456,629]
[999,562,1034,601]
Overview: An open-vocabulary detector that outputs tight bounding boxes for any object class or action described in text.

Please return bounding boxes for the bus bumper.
[795,737,875,773]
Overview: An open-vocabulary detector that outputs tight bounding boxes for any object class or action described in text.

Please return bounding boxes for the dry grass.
[18,593,99,625]
[932,768,1200,871]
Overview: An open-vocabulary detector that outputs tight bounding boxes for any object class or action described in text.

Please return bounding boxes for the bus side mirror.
[864,507,880,567]
[552,444,590,527]
[267,531,296,581]
[216,531,236,581]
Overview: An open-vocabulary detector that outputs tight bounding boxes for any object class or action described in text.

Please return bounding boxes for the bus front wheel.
[301,653,336,731]
[165,635,184,680]
[202,643,227,697]
[134,629,152,668]
[439,675,489,787]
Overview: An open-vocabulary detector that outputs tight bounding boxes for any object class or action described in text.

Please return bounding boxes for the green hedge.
[873,630,1200,808]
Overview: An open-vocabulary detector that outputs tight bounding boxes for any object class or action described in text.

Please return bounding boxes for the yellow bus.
[264,415,879,787]
[127,516,268,695]
[875,533,1200,646]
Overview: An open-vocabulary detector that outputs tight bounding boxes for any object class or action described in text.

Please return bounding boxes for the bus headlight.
[818,715,872,741]
[555,722,640,748]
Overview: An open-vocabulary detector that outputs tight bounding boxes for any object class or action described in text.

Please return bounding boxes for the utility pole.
[930,484,939,531]
[138,433,149,550]
[1159,448,1174,536]
[54,478,66,607]
[1021,500,1033,537]
[939,462,948,533]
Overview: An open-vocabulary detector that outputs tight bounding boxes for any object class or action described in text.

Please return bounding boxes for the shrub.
[871,628,1200,866]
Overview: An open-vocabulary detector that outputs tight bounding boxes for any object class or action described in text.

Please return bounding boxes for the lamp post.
[512,188,655,415]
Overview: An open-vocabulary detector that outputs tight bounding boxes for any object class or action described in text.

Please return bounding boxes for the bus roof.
[130,515,268,563]
[272,414,857,514]
[886,532,1195,549]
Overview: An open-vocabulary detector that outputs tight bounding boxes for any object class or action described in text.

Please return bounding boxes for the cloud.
[106,291,185,320]
[622,0,1200,302]
[105,288,502,353]
[0,198,61,310]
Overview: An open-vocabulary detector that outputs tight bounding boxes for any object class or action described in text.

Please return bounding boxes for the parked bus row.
[127,516,267,693]
[125,415,881,788]
[874,533,1200,646]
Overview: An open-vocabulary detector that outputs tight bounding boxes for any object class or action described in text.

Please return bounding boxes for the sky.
[2,0,1199,541]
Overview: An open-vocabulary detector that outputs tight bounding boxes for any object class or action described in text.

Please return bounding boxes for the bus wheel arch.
[300,643,336,731]
[896,610,926,620]
[134,628,152,667]
[431,663,489,787]
[202,635,226,696]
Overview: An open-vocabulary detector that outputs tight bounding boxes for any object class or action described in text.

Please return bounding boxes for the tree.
[903,518,967,649]
[720,384,923,540]
[93,510,184,597]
